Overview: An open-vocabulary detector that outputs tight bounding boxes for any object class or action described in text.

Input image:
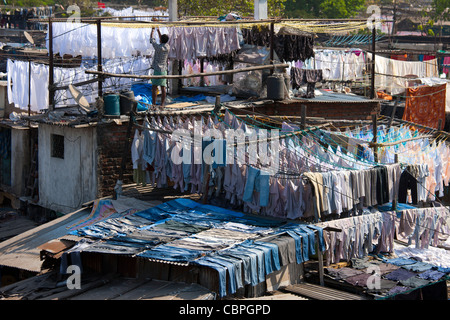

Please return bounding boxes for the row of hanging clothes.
[130,110,427,223]
[324,124,450,204]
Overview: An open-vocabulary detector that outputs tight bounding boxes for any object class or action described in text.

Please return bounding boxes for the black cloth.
[375,166,390,205]
[242,26,315,62]
[398,165,418,204]
[290,67,322,98]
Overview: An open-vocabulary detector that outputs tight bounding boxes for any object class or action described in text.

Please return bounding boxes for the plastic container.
[119,91,135,115]
[266,74,285,100]
[104,94,120,116]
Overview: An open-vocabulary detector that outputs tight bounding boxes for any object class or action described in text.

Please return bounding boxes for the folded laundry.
[325,267,365,280]
[384,268,417,281]
[417,269,446,281]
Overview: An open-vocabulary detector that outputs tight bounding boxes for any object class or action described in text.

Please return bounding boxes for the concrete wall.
[38,123,97,213]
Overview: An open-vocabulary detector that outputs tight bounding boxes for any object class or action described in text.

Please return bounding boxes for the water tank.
[119,90,135,115]
[267,74,285,100]
[104,94,120,116]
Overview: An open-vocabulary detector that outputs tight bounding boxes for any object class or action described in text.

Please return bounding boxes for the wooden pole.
[28,60,31,118]
[270,21,275,75]
[97,19,103,98]
[388,97,399,130]
[371,26,376,99]
[372,114,378,163]
[392,153,399,211]
[316,231,324,286]
[85,63,290,80]
[301,105,307,130]
[48,17,54,111]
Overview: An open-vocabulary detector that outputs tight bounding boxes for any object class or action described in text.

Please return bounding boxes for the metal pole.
[28,60,31,118]
[48,17,54,110]
[270,21,274,75]
[372,114,378,163]
[301,105,307,130]
[371,26,376,99]
[97,19,103,98]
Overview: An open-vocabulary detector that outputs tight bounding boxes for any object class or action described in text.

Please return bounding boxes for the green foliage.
[417,0,449,37]
[283,0,366,18]
[177,0,286,17]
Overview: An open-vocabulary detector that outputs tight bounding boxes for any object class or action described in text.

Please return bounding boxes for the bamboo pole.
[85,63,290,80]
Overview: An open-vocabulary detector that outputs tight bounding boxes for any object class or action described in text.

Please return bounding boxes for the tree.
[319,0,366,19]
[177,0,286,17]
[283,0,366,19]
[417,0,450,37]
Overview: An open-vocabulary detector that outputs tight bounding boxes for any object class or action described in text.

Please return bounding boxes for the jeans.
[243,166,270,207]
[220,253,252,286]
[296,225,316,256]
[137,245,203,262]
[307,225,326,252]
[241,241,275,275]
[193,257,227,297]
[254,241,281,272]
[202,256,238,295]
[223,247,260,286]
[238,243,266,283]
[286,230,304,264]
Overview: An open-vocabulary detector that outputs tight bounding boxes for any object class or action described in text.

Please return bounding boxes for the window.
[51,134,64,159]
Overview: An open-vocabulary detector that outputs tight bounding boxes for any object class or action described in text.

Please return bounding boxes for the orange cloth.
[377,91,393,100]
[402,84,446,129]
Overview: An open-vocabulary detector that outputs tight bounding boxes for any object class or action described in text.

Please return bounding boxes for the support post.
[301,105,307,130]
[168,0,178,22]
[168,1,179,96]
[370,26,376,99]
[372,114,378,163]
[254,0,268,20]
[392,153,399,211]
[388,96,399,130]
[270,21,274,75]
[97,19,103,98]
[316,232,324,286]
[28,60,31,118]
[200,58,205,87]
[48,17,54,110]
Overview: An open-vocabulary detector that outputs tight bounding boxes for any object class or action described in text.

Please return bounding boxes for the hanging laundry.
[241,26,315,62]
[402,83,446,130]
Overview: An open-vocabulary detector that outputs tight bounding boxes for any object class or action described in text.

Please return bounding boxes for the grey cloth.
[399,276,430,288]
[384,268,416,281]
[263,235,296,266]
[367,278,398,294]
[325,267,365,280]
[418,269,446,281]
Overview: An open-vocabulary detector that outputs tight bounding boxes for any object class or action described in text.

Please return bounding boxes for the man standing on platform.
[150,27,170,109]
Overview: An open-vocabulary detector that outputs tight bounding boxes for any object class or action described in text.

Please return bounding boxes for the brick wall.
[247,100,380,120]
[96,120,135,198]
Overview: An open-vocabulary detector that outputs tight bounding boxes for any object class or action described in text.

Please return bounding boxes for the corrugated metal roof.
[0,271,215,300]
[0,207,90,272]
[294,90,378,103]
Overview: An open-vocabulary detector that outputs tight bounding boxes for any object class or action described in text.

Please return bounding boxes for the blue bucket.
[104,94,120,116]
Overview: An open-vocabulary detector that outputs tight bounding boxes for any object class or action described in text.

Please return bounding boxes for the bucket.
[104,94,120,116]
[267,74,285,100]
[120,91,135,115]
